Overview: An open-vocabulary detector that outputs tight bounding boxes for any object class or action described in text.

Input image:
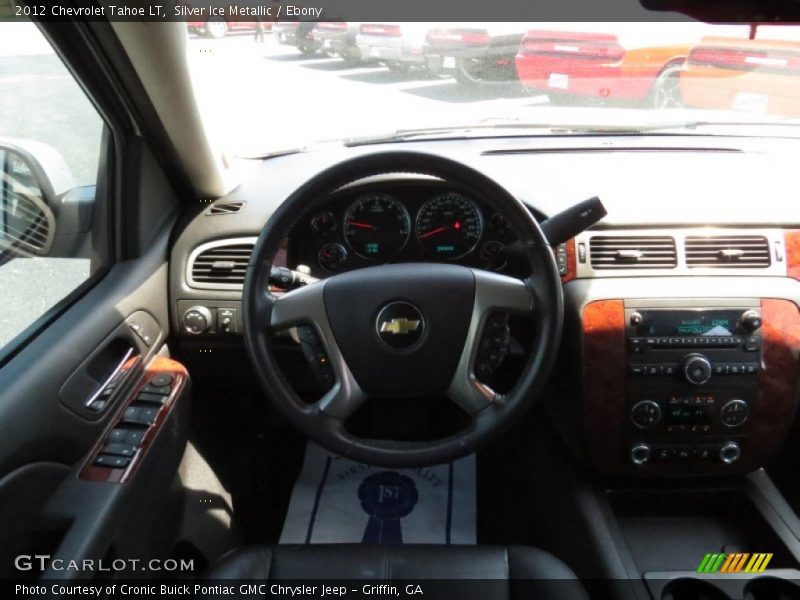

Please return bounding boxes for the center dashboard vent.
[685,235,771,268]
[589,235,677,269]
[189,239,255,288]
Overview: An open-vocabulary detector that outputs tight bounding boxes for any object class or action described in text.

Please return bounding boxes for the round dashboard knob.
[741,310,762,332]
[721,399,750,428]
[630,443,651,466]
[683,353,713,385]
[183,306,213,335]
[631,400,661,429]
[719,442,742,465]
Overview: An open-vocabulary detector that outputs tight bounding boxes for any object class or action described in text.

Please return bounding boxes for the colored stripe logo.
[696,553,773,574]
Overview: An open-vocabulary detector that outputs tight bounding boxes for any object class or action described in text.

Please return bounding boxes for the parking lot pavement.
[0,23,103,186]
[0,258,90,348]
[186,32,544,157]
[1,27,543,184]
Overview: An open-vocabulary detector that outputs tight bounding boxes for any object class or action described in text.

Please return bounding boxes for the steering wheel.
[243,152,563,467]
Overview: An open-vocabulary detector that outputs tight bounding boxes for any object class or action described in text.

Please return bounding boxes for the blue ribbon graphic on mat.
[358,471,419,544]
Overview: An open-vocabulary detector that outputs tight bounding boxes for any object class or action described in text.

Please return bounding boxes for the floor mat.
[279,443,476,545]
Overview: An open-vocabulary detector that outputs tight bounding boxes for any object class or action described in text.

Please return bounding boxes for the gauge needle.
[419,225,451,239]
[348,220,375,230]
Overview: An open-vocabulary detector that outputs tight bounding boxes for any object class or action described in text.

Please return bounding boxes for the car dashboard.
[169,133,800,481]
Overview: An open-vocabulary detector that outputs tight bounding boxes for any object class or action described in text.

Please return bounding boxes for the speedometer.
[343,194,411,260]
[415,193,483,259]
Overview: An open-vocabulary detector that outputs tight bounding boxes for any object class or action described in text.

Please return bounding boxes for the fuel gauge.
[311,211,337,236]
[317,243,348,272]
[489,212,516,243]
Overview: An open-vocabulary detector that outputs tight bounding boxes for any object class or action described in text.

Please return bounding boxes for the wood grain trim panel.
[750,298,800,466]
[79,356,188,483]
[786,230,800,281]
[581,299,627,473]
[560,238,577,284]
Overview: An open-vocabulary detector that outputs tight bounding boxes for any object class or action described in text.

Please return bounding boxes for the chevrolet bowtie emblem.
[380,318,421,335]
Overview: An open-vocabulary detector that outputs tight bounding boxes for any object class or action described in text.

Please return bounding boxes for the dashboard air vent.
[190,241,254,286]
[589,235,677,269]
[685,235,770,268]
[205,201,245,215]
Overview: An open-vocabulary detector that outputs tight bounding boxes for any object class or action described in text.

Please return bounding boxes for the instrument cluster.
[288,182,521,277]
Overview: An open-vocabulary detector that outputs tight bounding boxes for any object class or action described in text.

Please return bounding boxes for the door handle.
[84,347,141,409]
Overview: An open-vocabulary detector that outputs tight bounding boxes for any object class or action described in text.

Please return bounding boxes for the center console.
[581,298,800,477]
[626,306,762,467]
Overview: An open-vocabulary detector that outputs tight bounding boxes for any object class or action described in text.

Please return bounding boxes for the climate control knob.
[630,444,651,466]
[683,353,713,385]
[721,399,750,427]
[719,442,742,465]
[631,400,661,429]
[183,306,213,335]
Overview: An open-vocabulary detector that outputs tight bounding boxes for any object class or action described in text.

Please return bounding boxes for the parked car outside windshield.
[180,21,800,160]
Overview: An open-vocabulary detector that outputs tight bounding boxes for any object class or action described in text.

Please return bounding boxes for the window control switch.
[136,391,169,405]
[122,405,160,426]
[101,443,137,457]
[141,384,171,396]
[107,428,128,444]
[126,428,147,445]
[93,454,130,469]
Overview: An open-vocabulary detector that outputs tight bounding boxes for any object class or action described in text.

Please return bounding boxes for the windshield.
[184,21,800,156]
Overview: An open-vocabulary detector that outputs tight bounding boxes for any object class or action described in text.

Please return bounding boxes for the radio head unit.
[624,305,763,467]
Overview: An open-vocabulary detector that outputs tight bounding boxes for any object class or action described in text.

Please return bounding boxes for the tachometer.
[343,194,411,260]
[415,193,483,259]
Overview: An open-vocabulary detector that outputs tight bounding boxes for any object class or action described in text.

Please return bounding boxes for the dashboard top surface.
[170,134,800,307]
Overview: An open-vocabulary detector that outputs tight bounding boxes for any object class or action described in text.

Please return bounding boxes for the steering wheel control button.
[630,443,651,466]
[719,442,742,465]
[683,353,713,385]
[376,302,425,351]
[183,306,212,335]
[475,313,511,381]
[631,400,662,429]
[721,399,750,427]
[297,325,335,388]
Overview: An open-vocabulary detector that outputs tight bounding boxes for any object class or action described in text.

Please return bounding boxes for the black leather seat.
[205,545,588,599]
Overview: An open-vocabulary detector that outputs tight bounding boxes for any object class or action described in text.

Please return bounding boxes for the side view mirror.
[0,138,77,260]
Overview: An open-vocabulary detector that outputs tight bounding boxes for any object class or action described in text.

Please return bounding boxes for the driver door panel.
[0,153,189,579]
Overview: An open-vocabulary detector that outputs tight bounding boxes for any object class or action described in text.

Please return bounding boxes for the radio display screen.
[636,310,746,337]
